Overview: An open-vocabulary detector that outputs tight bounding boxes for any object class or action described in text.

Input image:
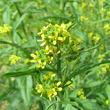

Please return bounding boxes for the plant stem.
[57,52,62,79]
[14,3,27,36]
[56,51,62,110]
[56,97,61,110]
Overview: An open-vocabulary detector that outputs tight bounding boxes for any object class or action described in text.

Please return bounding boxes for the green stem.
[45,101,60,110]
[56,97,62,110]
[66,22,77,30]
[57,52,62,79]
[14,3,27,36]
[56,51,62,110]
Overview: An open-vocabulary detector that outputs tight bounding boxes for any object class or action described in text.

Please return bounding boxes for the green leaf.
[8,0,31,2]
[64,104,77,110]
[71,5,79,22]
[13,13,27,30]
[0,68,55,77]
[84,80,103,88]
[17,75,32,107]
[3,5,10,25]
[0,68,38,77]
[73,29,87,42]
[70,60,110,78]
[106,85,110,108]
[80,99,106,110]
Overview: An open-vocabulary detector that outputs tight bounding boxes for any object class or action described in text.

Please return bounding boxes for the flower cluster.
[30,49,53,69]
[71,36,83,51]
[38,23,70,51]
[31,23,73,67]
[106,100,109,105]
[98,54,105,62]
[103,24,110,35]
[100,0,105,4]
[0,24,12,35]
[79,3,87,11]
[77,88,86,99]
[65,80,74,89]
[88,32,100,44]
[93,34,100,43]
[106,11,110,18]
[9,55,20,64]
[35,72,62,101]
[80,16,89,22]
[98,64,109,74]
[89,3,93,8]
[22,39,27,43]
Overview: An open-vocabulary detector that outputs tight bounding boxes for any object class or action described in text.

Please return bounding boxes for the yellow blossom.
[89,3,93,8]
[80,16,89,22]
[107,11,110,17]
[82,3,87,8]
[0,24,12,35]
[9,55,20,64]
[103,24,110,34]
[80,95,86,99]
[88,32,93,38]
[98,71,102,74]
[106,100,109,105]
[101,67,107,73]
[22,39,27,43]
[98,54,105,62]
[30,53,38,63]
[100,0,104,4]
[99,9,106,13]
[56,81,61,86]
[43,72,56,79]
[78,89,86,99]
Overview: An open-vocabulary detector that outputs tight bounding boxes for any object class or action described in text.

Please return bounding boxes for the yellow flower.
[98,54,105,62]
[52,88,57,96]
[106,100,109,105]
[93,34,100,42]
[9,55,20,64]
[22,39,27,43]
[100,0,104,4]
[102,67,107,73]
[99,9,106,13]
[88,32,93,38]
[30,53,38,63]
[80,95,86,99]
[36,61,46,69]
[57,87,62,91]
[98,71,102,74]
[78,88,86,99]
[103,24,110,34]
[53,40,56,45]
[89,3,93,8]
[56,81,61,86]
[106,65,109,69]
[65,81,74,88]
[107,11,110,17]
[82,3,87,8]
[0,24,12,35]
[43,72,56,79]
[80,16,89,22]
[46,89,53,101]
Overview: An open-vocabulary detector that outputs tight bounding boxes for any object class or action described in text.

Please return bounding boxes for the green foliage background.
[0,0,110,110]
